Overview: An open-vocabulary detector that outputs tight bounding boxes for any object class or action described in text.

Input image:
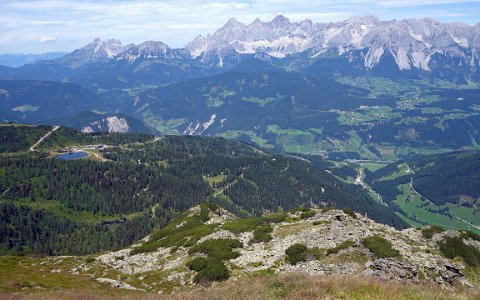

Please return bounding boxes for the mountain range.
[1,15,480,82]
[1,15,480,161]
[0,52,66,68]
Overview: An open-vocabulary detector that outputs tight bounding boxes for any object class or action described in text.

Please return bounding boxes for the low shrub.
[187,238,242,283]
[186,257,208,271]
[130,224,216,255]
[85,257,95,263]
[188,238,242,260]
[187,257,229,283]
[421,225,444,239]
[438,236,480,267]
[313,220,330,226]
[362,235,400,258]
[327,240,355,255]
[199,203,218,222]
[288,207,311,214]
[263,212,288,223]
[321,207,334,213]
[131,204,217,255]
[130,241,163,255]
[342,208,357,219]
[286,243,308,265]
[300,210,316,219]
[221,217,264,234]
[307,247,326,260]
[194,259,229,283]
[222,213,287,234]
[251,224,273,244]
[460,230,480,242]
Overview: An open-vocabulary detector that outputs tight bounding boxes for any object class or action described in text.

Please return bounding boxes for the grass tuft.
[327,240,355,255]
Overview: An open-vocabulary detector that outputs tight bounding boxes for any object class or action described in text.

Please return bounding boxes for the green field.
[337,106,402,126]
[362,162,388,172]
[267,125,312,137]
[378,163,412,181]
[207,97,224,108]
[393,183,480,233]
[242,94,285,107]
[11,105,40,112]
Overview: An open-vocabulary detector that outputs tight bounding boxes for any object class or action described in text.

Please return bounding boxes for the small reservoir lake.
[56,151,88,160]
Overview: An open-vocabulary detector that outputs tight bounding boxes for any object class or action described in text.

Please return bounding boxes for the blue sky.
[1,0,480,54]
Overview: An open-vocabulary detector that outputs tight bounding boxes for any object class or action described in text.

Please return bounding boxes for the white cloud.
[0,0,479,53]
[39,36,57,43]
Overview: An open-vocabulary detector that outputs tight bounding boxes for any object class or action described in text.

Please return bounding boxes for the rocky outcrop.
[364,259,418,282]
[87,206,480,292]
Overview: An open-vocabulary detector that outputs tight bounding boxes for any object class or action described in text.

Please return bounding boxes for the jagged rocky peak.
[138,41,170,51]
[270,14,290,27]
[58,37,126,67]
[116,40,187,62]
[224,17,244,29]
[80,37,125,59]
[249,17,264,26]
[185,35,208,57]
[185,15,480,71]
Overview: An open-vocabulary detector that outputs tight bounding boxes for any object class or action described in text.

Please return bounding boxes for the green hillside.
[0,125,406,256]
[365,151,480,232]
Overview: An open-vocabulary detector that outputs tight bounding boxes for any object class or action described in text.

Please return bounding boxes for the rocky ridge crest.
[75,205,480,293]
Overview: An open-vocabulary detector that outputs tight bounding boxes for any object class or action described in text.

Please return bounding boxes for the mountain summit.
[58,38,126,68]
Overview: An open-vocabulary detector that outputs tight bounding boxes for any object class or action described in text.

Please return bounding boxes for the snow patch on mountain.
[451,35,469,48]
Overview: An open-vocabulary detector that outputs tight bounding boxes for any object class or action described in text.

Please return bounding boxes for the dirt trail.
[29,125,59,151]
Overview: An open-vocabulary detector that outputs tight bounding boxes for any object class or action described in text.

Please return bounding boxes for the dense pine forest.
[0,124,51,152]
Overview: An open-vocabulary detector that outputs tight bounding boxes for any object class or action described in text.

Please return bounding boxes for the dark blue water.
[56,151,88,160]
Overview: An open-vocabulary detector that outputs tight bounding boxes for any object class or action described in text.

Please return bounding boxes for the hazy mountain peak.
[138,41,170,51]
[57,37,126,68]
[270,15,290,26]
[185,35,208,57]
[115,40,187,63]
[345,15,379,24]
[0,52,67,67]
[250,17,263,26]
[224,17,243,29]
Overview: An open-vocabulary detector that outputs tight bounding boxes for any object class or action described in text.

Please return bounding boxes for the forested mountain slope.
[364,151,480,232]
[0,80,108,123]
[0,125,406,256]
